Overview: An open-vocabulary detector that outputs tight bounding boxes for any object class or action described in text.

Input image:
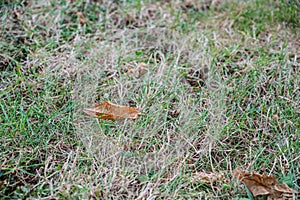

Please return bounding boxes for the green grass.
[1,0,299,199]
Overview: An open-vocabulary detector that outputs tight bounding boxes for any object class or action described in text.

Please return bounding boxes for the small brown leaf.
[83,101,143,120]
[233,167,298,199]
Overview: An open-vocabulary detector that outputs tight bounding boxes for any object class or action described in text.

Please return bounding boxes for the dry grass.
[0,0,299,199]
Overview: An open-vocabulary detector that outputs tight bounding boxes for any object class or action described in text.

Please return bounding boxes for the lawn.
[0,0,299,199]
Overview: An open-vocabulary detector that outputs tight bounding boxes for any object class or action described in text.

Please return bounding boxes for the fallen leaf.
[233,167,298,199]
[83,101,143,120]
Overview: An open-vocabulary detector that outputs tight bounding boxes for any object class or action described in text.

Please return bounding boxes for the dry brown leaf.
[83,101,143,120]
[233,167,298,199]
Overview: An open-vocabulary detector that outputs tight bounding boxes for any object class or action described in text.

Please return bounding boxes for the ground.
[0,0,299,199]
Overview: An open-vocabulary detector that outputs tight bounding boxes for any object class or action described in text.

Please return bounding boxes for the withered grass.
[0,0,299,199]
